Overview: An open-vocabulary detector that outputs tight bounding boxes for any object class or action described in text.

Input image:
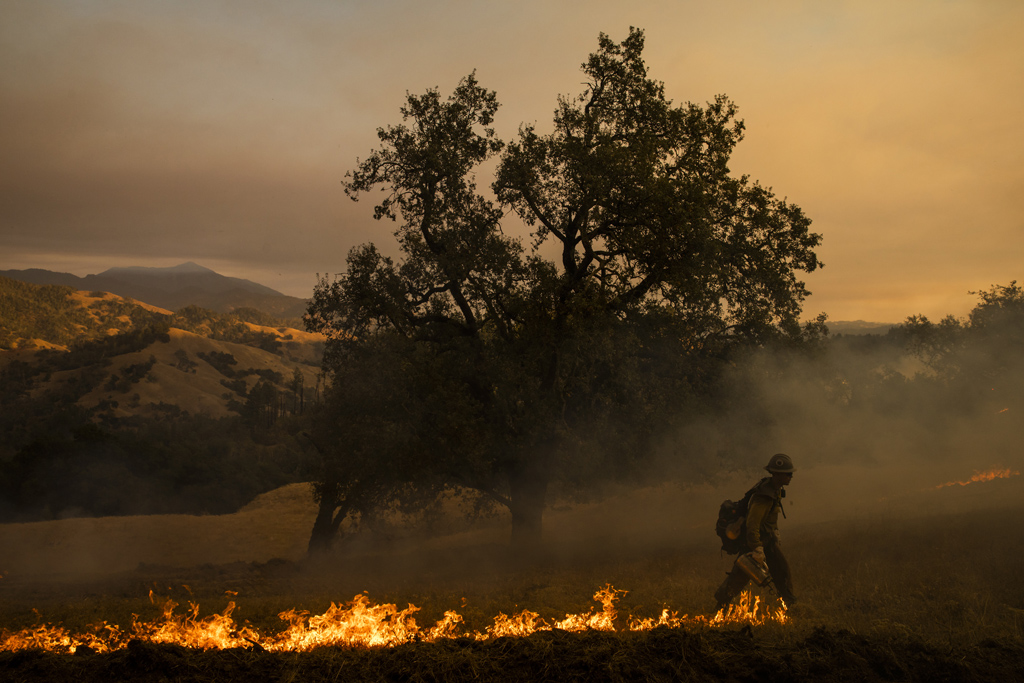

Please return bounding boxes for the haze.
[2,0,1021,322]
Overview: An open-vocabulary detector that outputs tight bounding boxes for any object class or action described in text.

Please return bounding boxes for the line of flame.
[934,468,1020,489]
[0,585,786,654]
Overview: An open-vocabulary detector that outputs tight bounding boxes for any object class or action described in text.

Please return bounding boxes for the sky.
[1,0,1021,323]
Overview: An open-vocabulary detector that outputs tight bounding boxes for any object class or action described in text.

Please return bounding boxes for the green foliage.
[196,350,239,377]
[307,29,822,546]
[87,296,166,331]
[196,350,287,404]
[289,368,306,415]
[242,378,283,436]
[896,281,1023,411]
[230,306,290,328]
[44,325,171,373]
[172,348,198,373]
[247,367,285,384]
[0,277,306,360]
[220,378,249,397]
[0,326,172,440]
[0,276,172,350]
[0,316,318,523]
[0,276,325,525]
[0,278,94,349]
[104,355,157,393]
[681,281,1024,480]
[0,414,313,521]
[170,305,282,353]
[494,30,821,344]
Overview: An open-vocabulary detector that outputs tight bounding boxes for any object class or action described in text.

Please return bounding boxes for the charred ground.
[6,626,1022,683]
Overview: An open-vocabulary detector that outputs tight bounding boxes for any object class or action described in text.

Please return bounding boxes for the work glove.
[749,546,766,564]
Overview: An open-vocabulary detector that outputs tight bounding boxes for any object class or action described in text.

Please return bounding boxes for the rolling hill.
[0,274,323,420]
[0,262,309,320]
[0,276,325,521]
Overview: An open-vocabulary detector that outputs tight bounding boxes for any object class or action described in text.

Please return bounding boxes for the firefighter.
[713,453,798,611]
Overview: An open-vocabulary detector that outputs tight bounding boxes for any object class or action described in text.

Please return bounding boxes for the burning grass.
[2,477,1023,681]
[933,467,1020,489]
[0,585,786,654]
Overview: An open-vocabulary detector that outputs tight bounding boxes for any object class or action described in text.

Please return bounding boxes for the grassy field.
[2,473,1023,681]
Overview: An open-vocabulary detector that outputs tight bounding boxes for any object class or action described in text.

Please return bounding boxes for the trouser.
[714,542,796,606]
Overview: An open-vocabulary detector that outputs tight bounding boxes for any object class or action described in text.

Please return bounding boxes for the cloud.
[1,0,1021,312]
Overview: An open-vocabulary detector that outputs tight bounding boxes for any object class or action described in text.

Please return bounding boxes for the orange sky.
[1,0,1021,322]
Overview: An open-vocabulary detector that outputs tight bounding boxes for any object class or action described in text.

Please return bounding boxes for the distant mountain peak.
[99,262,217,277]
[168,261,216,274]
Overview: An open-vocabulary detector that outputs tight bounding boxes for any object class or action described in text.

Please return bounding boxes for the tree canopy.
[898,281,1023,412]
[305,28,822,549]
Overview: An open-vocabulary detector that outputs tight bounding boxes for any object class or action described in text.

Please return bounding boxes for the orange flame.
[0,585,786,654]
[271,594,422,650]
[934,468,1020,489]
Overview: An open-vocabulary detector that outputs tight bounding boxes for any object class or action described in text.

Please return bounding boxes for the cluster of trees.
[104,356,158,393]
[798,281,1024,424]
[0,278,88,349]
[303,29,824,551]
[0,344,315,521]
[185,349,308,435]
[0,414,311,521]
[1,324,174,418]
[5,30,1013,548]
[0,277,165,350]
[0,300,319,522]
[900,282,1023,411]
[230,305,303,330]
[170,305,284,354]
[170,305,322,365]
[680,280,1024,483]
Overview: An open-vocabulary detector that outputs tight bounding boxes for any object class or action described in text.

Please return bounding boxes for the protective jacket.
[715,474,795,609]
[744,477,784,550]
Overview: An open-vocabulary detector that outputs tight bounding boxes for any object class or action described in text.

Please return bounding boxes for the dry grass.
[6,491,1024,683]
[0,483,319,578]
[2,475,1022,649]
[3,471,1024,681]
[64,327,321,420]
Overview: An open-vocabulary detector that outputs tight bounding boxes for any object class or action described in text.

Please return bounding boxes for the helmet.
[765,453,796,474]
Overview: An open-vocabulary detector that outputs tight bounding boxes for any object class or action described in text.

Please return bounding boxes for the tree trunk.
[307,494,350,555]
[508,465,548,549]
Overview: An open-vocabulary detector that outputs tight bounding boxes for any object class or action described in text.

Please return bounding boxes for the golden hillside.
[1,277,324,420]
[47,328,321,419]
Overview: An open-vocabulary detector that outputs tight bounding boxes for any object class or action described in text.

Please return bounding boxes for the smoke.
[643,330,1023,534]
[3,319,1021,583]
[317,320,1024,571]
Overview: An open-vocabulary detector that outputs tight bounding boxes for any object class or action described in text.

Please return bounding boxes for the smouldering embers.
[0,585,786,654]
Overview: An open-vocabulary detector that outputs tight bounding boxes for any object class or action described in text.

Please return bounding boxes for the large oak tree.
[305,29,822,549]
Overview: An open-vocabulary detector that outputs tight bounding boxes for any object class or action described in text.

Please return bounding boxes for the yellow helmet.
[765,453,796,474]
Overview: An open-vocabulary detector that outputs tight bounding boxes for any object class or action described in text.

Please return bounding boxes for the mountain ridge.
[98,261,215,276]
[0,274,324,474]
[0,263,308,320]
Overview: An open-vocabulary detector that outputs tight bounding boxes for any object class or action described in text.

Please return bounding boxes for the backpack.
[715,478,767,554]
